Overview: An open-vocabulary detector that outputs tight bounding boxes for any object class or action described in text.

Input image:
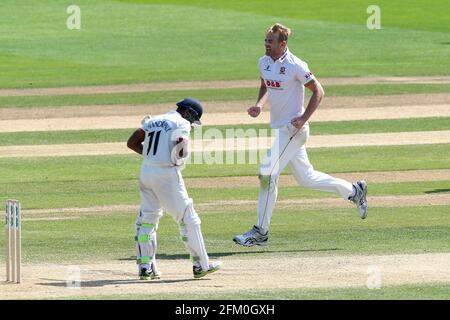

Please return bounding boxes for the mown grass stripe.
[0,117,448,146]
[0,84,449,108]
[3,180,449,211]
[2,77,449,98]
[1,131,448,158]
[0,144,448,183]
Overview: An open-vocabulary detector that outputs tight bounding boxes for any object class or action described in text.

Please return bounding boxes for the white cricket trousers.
[257,123,353,233]
[136,165,210,271]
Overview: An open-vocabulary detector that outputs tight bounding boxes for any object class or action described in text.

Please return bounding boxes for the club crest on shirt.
[279,67,286,74]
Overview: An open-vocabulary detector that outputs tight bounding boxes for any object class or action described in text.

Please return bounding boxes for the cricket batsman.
[127,97,222,280]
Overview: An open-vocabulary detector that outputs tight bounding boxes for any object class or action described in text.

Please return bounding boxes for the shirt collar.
[278,48,289,63]
[269,48,289,63]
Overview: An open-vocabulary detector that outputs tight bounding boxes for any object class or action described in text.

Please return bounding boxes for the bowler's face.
[265,32,284,59]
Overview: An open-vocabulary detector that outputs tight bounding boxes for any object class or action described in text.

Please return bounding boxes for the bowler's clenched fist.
[291,116,306,129]
[247,105,262,118]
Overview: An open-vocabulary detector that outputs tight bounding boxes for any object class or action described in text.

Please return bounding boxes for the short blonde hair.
[266,23,291,42]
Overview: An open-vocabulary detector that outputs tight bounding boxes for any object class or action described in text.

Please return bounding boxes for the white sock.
[259,226,269,235]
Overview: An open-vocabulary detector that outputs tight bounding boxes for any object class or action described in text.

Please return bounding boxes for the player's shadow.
[37,277,199,288]
[118,247,342,261]
[424,189,450,194]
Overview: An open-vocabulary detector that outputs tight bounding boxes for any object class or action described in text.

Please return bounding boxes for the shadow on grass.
[37,277,199,288]
[118,247,342,261]
[424,189,450,194]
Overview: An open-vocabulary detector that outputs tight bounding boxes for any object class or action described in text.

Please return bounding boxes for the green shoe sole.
[193,266,221,279]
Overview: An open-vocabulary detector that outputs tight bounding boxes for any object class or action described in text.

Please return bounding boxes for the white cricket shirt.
[140,111,191,166]
[258,48,315,128]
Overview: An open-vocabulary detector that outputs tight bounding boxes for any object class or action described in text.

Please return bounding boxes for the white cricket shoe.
[349,180,368,219]
[233,225,269,247]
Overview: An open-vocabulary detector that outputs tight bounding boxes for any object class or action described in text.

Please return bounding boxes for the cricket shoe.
[193,261,222,279]
[349,180,368,219]
[233,225,268,247]
[139,264,161,280]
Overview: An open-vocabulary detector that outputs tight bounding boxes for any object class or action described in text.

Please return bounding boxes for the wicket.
[5,199,21,283]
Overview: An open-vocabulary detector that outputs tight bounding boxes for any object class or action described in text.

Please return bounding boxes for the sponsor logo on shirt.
[265,79,282,90]
[264,65,271,72]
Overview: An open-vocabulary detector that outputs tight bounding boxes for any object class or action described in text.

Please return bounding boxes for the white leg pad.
[179,202,209,270]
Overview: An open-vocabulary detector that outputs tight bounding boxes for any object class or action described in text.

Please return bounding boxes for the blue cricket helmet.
[176,97,203,125]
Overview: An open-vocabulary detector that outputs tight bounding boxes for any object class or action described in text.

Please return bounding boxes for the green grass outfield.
[1,0,448,300]
[1,0,449,88]
[125,0,449,33]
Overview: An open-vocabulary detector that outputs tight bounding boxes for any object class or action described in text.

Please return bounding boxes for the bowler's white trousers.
[257,123,353,233]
